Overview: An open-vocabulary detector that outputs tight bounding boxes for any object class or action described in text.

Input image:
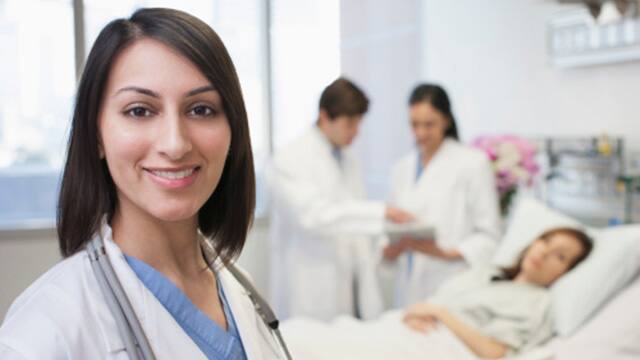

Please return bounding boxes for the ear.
[318,108,330,125]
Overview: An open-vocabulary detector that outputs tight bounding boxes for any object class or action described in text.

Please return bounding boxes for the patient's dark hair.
[497,227,593,281]
[57,8,254,264]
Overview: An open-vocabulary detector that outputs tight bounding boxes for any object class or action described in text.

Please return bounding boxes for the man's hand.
[385,206,415,224]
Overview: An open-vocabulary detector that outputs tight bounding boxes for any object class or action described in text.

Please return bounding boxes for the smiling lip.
[144,166,200,189]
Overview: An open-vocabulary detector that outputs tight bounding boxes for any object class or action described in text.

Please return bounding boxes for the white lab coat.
[386,139,501,307]
[0,224,287,359]
[267,126,385,321]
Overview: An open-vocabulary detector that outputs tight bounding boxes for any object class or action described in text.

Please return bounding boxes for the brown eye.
[125,106,153,118]
[188,105,214,117]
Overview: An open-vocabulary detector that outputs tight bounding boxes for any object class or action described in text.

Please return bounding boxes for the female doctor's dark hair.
[409,83,459,140]
[57,8,255,263]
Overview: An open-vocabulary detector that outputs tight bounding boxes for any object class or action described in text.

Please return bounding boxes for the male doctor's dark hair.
[409,83,459,140]
[57,8,255,264]
[318,77,369,120]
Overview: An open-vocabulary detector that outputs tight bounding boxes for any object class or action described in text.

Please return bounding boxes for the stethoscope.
[86,235,292,360]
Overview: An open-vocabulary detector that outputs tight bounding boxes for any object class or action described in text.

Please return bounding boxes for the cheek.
[427,126,442,139]
[196,123,231,161]
[101,122,149,167]
[547,261,569,279]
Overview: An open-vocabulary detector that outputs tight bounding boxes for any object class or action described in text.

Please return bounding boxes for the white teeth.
[151,168,195,180]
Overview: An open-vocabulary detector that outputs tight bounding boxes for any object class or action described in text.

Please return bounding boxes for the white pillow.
[491,196,640,336]
[554,273,640,359]
[551,224,640,335]
[492,196,581,267]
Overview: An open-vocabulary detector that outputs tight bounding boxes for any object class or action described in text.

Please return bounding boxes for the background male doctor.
[267,77,412,321]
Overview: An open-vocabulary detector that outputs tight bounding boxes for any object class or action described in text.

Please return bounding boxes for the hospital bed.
[280,197,640,359]
[282,272,640,359]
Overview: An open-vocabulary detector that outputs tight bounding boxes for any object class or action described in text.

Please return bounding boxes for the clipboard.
[385,221,436,243]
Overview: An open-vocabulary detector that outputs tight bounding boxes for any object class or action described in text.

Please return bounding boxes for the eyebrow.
[186,85,217,97]
[115,86,160,98]
[114,85,217,98]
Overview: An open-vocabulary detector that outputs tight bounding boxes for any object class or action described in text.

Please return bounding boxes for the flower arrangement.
[472,135,539,214]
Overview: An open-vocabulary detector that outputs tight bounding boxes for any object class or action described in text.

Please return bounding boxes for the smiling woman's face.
[520,232,586,287]
[98,38,231,224]
[409,102,448,156]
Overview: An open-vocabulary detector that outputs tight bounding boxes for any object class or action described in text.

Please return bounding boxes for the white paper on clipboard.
[385,221,436,243]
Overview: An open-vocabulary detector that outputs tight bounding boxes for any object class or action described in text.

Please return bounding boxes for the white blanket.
[281,310,557,360]
[281,310,479,360]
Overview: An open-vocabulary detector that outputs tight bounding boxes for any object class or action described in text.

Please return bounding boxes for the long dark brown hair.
[57,8,255,264]
[498,227,593,281]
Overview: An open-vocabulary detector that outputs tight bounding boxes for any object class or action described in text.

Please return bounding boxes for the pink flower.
[472,134,539,195]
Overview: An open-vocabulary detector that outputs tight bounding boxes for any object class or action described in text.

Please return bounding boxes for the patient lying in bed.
[282,227,593,359]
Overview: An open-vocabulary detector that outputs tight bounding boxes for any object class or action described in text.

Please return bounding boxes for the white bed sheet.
[281,271,640,360]
[282,310,476,360]
[281,310,556,360]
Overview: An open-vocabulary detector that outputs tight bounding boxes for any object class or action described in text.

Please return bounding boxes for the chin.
[150,204,200,223]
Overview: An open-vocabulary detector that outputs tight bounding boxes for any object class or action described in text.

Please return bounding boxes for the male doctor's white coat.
[387,138,502,307]
[0,223,288,360]
[267,126,386,321]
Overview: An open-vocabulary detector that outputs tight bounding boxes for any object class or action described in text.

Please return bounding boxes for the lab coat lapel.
[310,126,344,180]
[415,140,453,188]
[412,140,456,208]
[218,267,281,360]
[97,228,205,359]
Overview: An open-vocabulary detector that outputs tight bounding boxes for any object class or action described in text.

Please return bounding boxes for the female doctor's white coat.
[267,126,386,321]
[0,224,288,360]
[386,138,501,307]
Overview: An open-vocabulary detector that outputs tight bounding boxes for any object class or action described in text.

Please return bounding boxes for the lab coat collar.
[91,222,204,358]
[311,125,338,152]
[91,221,282,359]
[415,138,456,181]
[90,222,159,354]
[201,238,285,359]
[217,267,283,359]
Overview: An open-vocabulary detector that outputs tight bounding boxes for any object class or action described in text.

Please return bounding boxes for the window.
[270,0,340,149]
[1,0,270,228]
[0,0,341,228]
[0,0,75,228]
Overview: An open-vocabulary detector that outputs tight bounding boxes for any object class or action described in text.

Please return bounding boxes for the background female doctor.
[382,84,502,307]
[0,8,286,359]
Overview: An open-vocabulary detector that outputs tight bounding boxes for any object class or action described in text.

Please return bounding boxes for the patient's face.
[521,233,585,287]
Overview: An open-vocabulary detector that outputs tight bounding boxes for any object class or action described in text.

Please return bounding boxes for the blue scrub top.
[125,255,248,360]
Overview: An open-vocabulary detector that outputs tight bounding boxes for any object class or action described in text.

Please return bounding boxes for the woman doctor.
[0,8,287,360]
[382,84,502,307]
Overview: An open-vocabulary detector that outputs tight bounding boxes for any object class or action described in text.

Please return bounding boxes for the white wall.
[420,0,640,149]
[341,0,421,200]
[0,230,59,321]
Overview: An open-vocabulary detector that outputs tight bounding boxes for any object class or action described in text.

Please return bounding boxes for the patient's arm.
[404,303,507,359]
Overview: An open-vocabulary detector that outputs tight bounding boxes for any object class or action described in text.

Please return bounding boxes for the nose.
[156,112,192,161]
